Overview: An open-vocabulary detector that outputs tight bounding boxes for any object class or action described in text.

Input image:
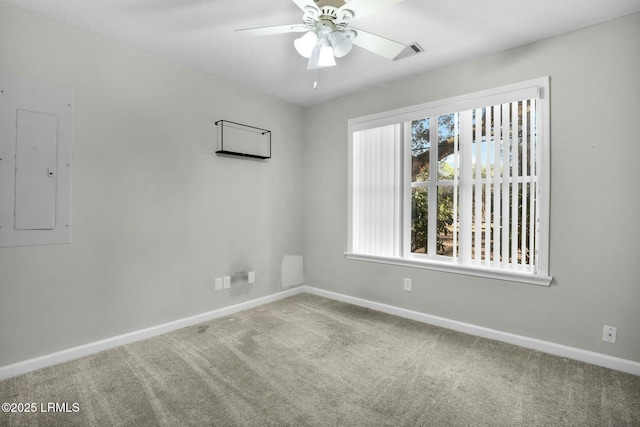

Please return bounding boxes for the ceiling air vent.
[393,42,424,61]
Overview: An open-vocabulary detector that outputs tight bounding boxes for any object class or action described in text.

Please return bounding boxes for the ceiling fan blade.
[236,24,307,37]
[351,28,405,60]
[292,0,320,13]
[338,0,405,21]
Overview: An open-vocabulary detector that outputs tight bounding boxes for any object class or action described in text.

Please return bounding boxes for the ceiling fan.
[236,0,407,71]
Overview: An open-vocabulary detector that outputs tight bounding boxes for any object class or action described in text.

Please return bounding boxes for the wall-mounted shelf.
[215,120,271,159]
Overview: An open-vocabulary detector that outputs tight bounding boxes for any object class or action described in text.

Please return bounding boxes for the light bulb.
[294,31,319,58]
[317,44,336,67]
[330,31,353,58]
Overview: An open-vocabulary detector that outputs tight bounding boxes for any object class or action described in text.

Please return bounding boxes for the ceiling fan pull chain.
[314,65,318,90]
[313,44,318,89]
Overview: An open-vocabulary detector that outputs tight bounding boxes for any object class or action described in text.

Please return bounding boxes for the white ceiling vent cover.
[393,42,424,60]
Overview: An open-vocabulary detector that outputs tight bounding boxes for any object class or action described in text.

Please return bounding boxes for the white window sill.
[344,252,552,287]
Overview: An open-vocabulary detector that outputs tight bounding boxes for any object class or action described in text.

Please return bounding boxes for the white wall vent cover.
[394,43,425,61]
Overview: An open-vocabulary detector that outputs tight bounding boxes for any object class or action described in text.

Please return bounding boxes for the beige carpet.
[1,293,639,426]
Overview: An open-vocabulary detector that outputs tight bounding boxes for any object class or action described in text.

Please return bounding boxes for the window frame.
[346,77,552,286]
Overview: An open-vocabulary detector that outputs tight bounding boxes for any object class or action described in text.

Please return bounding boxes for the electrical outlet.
[602,325,617,344]
[403,278,412,291]
[214,278,223,291]
[248,271,255,284]
[223,276,231,289]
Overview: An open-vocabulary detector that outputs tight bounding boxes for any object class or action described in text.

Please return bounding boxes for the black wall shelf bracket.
[215,120,271,159]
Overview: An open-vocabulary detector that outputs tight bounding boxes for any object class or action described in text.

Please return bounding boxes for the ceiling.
[4,0,639,107]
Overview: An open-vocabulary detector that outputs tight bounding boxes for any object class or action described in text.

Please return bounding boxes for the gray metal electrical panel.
[0,74,73,247]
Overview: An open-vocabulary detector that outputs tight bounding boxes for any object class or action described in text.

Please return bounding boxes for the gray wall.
[303,13,640,363]
[1,2,638,368]
[0,3,305,366]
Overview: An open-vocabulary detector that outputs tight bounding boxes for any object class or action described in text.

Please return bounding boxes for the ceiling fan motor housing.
[304,5,353,28]
[318,6,339,20]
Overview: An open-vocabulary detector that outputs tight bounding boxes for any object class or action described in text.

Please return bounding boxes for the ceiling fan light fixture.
[294,31,319,58]
[317,43,336,67]
[330,30,354,58]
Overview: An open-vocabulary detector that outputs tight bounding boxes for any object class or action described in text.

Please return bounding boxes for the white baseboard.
[2,285,638,380]
[0,287,305,381]
[303,286,640,377]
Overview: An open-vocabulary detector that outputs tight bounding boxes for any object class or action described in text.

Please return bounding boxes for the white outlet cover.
[602,325,617,344]
[214,278,223,291]
[248,271,255,283]
[223,276,231,289]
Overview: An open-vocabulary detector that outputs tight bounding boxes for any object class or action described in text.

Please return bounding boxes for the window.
[347,78,551,286]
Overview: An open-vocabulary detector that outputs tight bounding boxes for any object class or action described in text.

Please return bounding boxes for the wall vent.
[393,42,424,61]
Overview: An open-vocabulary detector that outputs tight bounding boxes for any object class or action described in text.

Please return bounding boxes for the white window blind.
[347,78,551,285]
[464,99,538,273]
[351,124,402,257]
